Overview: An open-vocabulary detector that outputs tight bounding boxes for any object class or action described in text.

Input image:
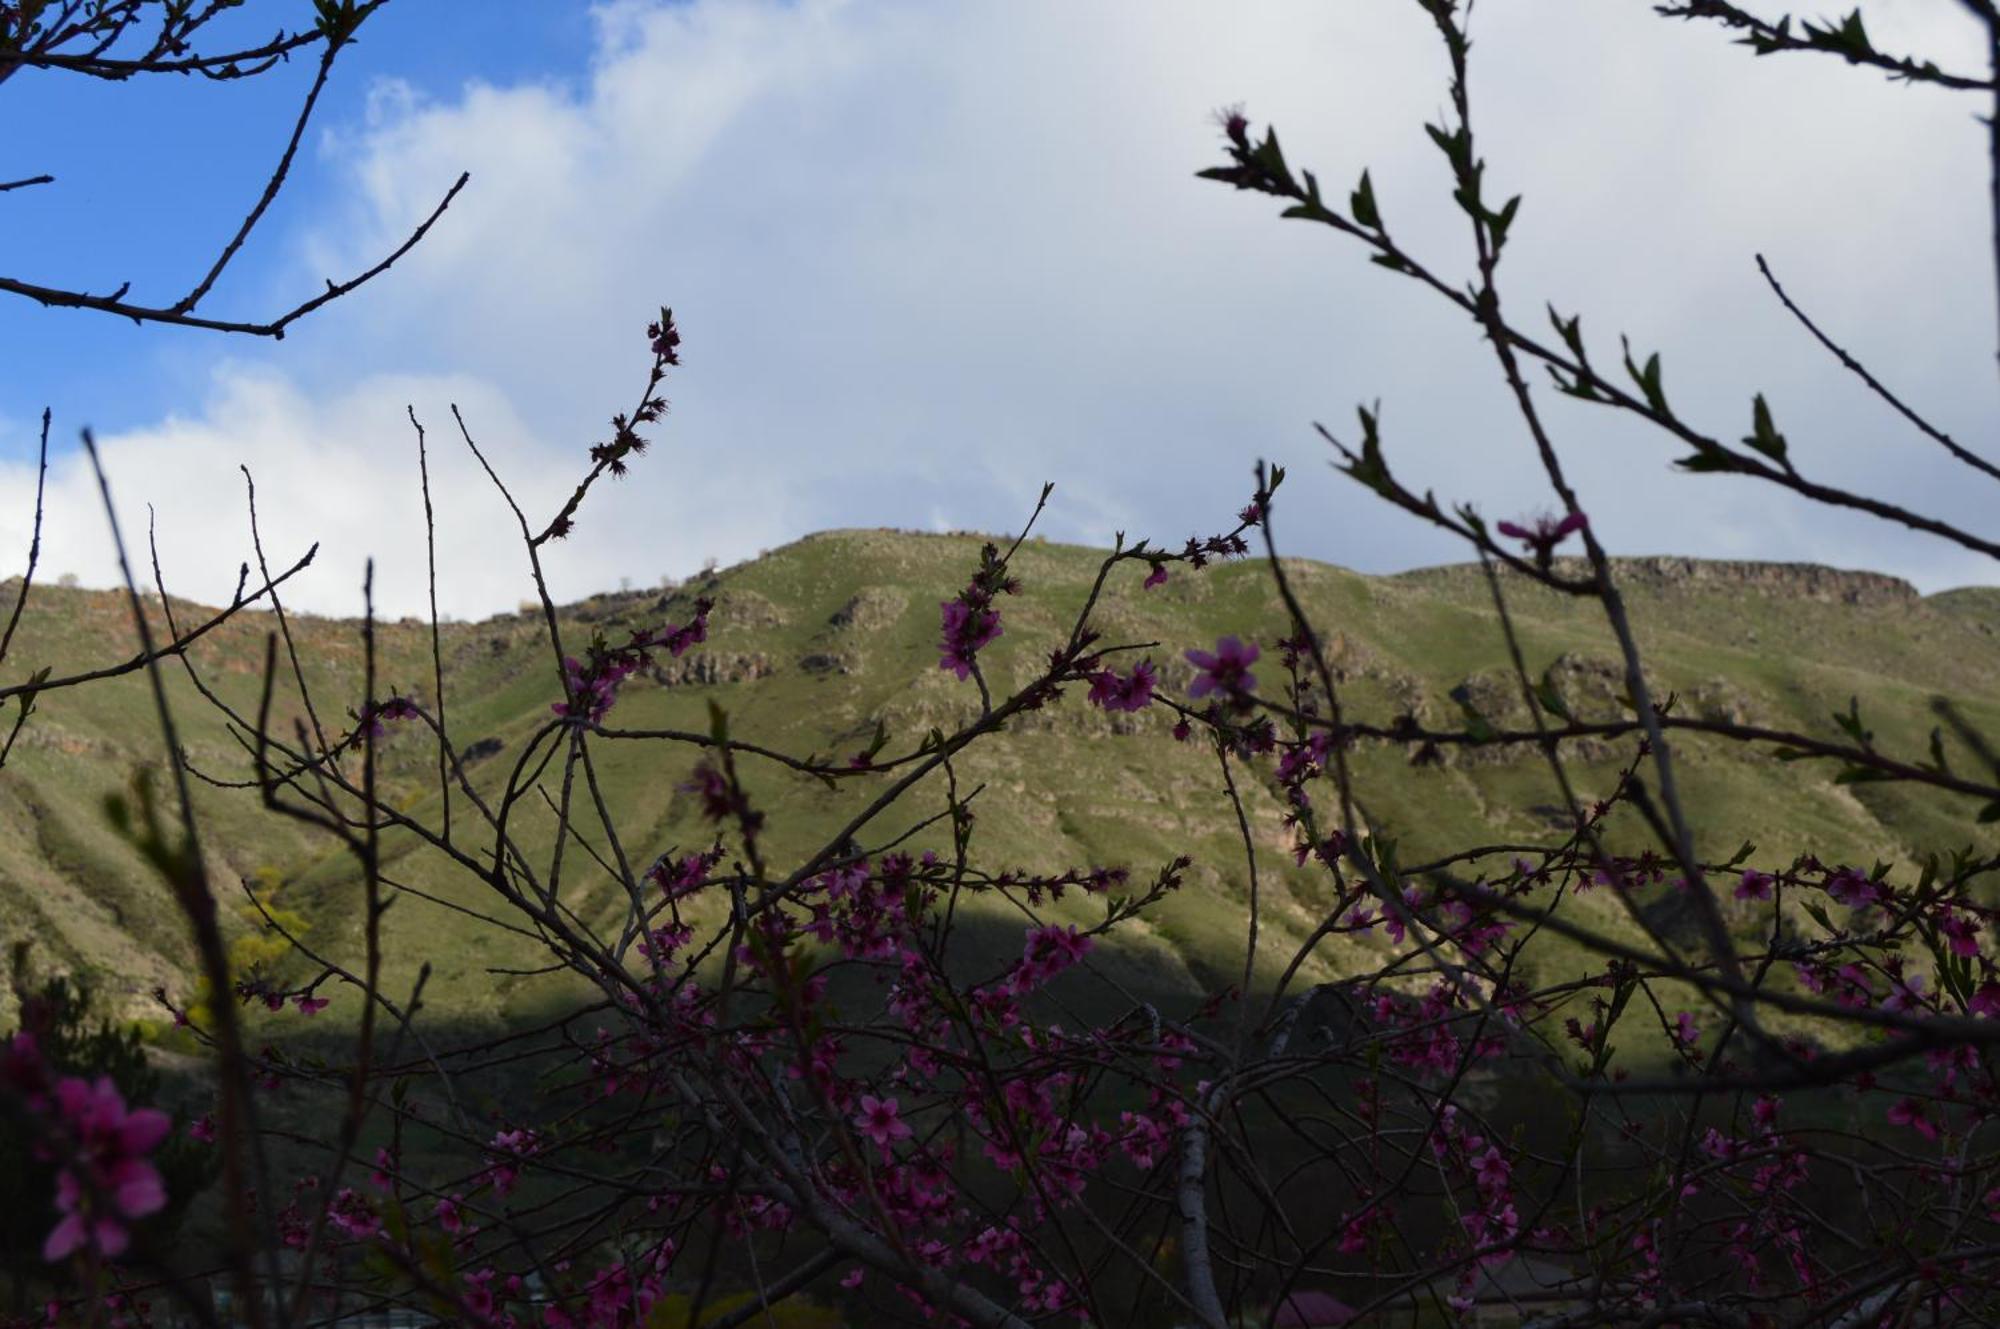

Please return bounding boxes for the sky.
[0,0,1992,619]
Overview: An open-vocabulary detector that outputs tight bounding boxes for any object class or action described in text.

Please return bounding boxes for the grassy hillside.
[2,531,1996,1035]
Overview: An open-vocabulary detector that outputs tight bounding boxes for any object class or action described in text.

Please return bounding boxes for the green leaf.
[1621,337,1669,415]
[1343,404,1394,498]
[1804,8,1874,61]
[1281,169,1328,220]
[1532,677,1571,722]
[1927,726,1952,775]
[1424,121,1470,171]
[1450,684,1497,743]
[1549,367,1602,402]
[1741,393,1788,463]
[1488,194,1522,252]
[1350,169,1382,229]
[1832,696,1873,748]
[1548,306,1586,359]
[1675,449,1736,474]
[1251,127,1295,190]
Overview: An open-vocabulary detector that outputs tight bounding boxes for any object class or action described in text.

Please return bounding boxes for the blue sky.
[0,1,589,436]
[0,0,1992,617]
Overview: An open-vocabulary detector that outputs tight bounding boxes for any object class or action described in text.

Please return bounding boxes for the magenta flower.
[1017,924,1094,991]
[1086,660,1157,713]
[1940,910,1982,958]
[853,1094,912,1150]
[1471,1145,1511,1192]
[1496,510,1587,563]
[648,307,682,365]
[1734,870,1774,902]
[1825,867,1881,907]
[1669,1011,1700,1048]
[295,993,329,1017]
[41,1077,171,1262]
[1185,636,1259,701]
[1143,564,1169,590]
[1887,1097,1938,1141]
[939,598,1003,680]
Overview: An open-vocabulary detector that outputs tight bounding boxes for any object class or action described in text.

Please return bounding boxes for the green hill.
[2,530,1996,1034]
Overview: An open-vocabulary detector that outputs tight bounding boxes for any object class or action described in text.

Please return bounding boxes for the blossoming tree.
[8,1,2000,1327]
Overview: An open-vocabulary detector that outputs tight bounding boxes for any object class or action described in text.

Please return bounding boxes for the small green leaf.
[1450,684,1497,743]
[1488,194,1522,252]
[1350,169,1382,229]
[1621,337,1670,415]
[1548,306,1586,359]
[1741,393,1789,463]
[1675,449,1736,474]
[1927,726,1951,775]
[1832,696,1873,747]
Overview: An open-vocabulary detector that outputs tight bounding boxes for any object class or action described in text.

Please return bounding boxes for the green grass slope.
[1,534,1995,1031]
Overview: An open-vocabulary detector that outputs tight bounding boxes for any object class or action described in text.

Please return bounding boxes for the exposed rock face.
[461,736,505,763]
[650,652,774,687]
[1586,558,1917,606]
[714,590,788,629]
[1405,558,1919,608]
[828,588,906,632]
[798,651,854,676]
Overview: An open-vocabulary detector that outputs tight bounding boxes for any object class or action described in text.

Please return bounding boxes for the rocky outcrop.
[1403,558,1919,608]
[798,651,854,676]
[828,588,906,633]
[649,652,774,687]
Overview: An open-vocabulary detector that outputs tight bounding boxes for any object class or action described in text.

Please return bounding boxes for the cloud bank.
[14,0,1994,617]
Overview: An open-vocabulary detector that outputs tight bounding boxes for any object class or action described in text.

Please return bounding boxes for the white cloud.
[10,0,1995,614]
[0,367,789,619]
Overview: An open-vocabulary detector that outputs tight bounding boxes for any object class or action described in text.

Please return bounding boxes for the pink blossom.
[1940,909,1982,958]
[1824,867,1880,907]
[1185,636,1259,700]
[1734,870,1774,902]
[40,1077,171,1262]
[1887,1097,1939,1141]
[1496,510,1587,562]
[1086,660,1158,713]
[853,1095,912,1150]
[939,599,1003,680]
